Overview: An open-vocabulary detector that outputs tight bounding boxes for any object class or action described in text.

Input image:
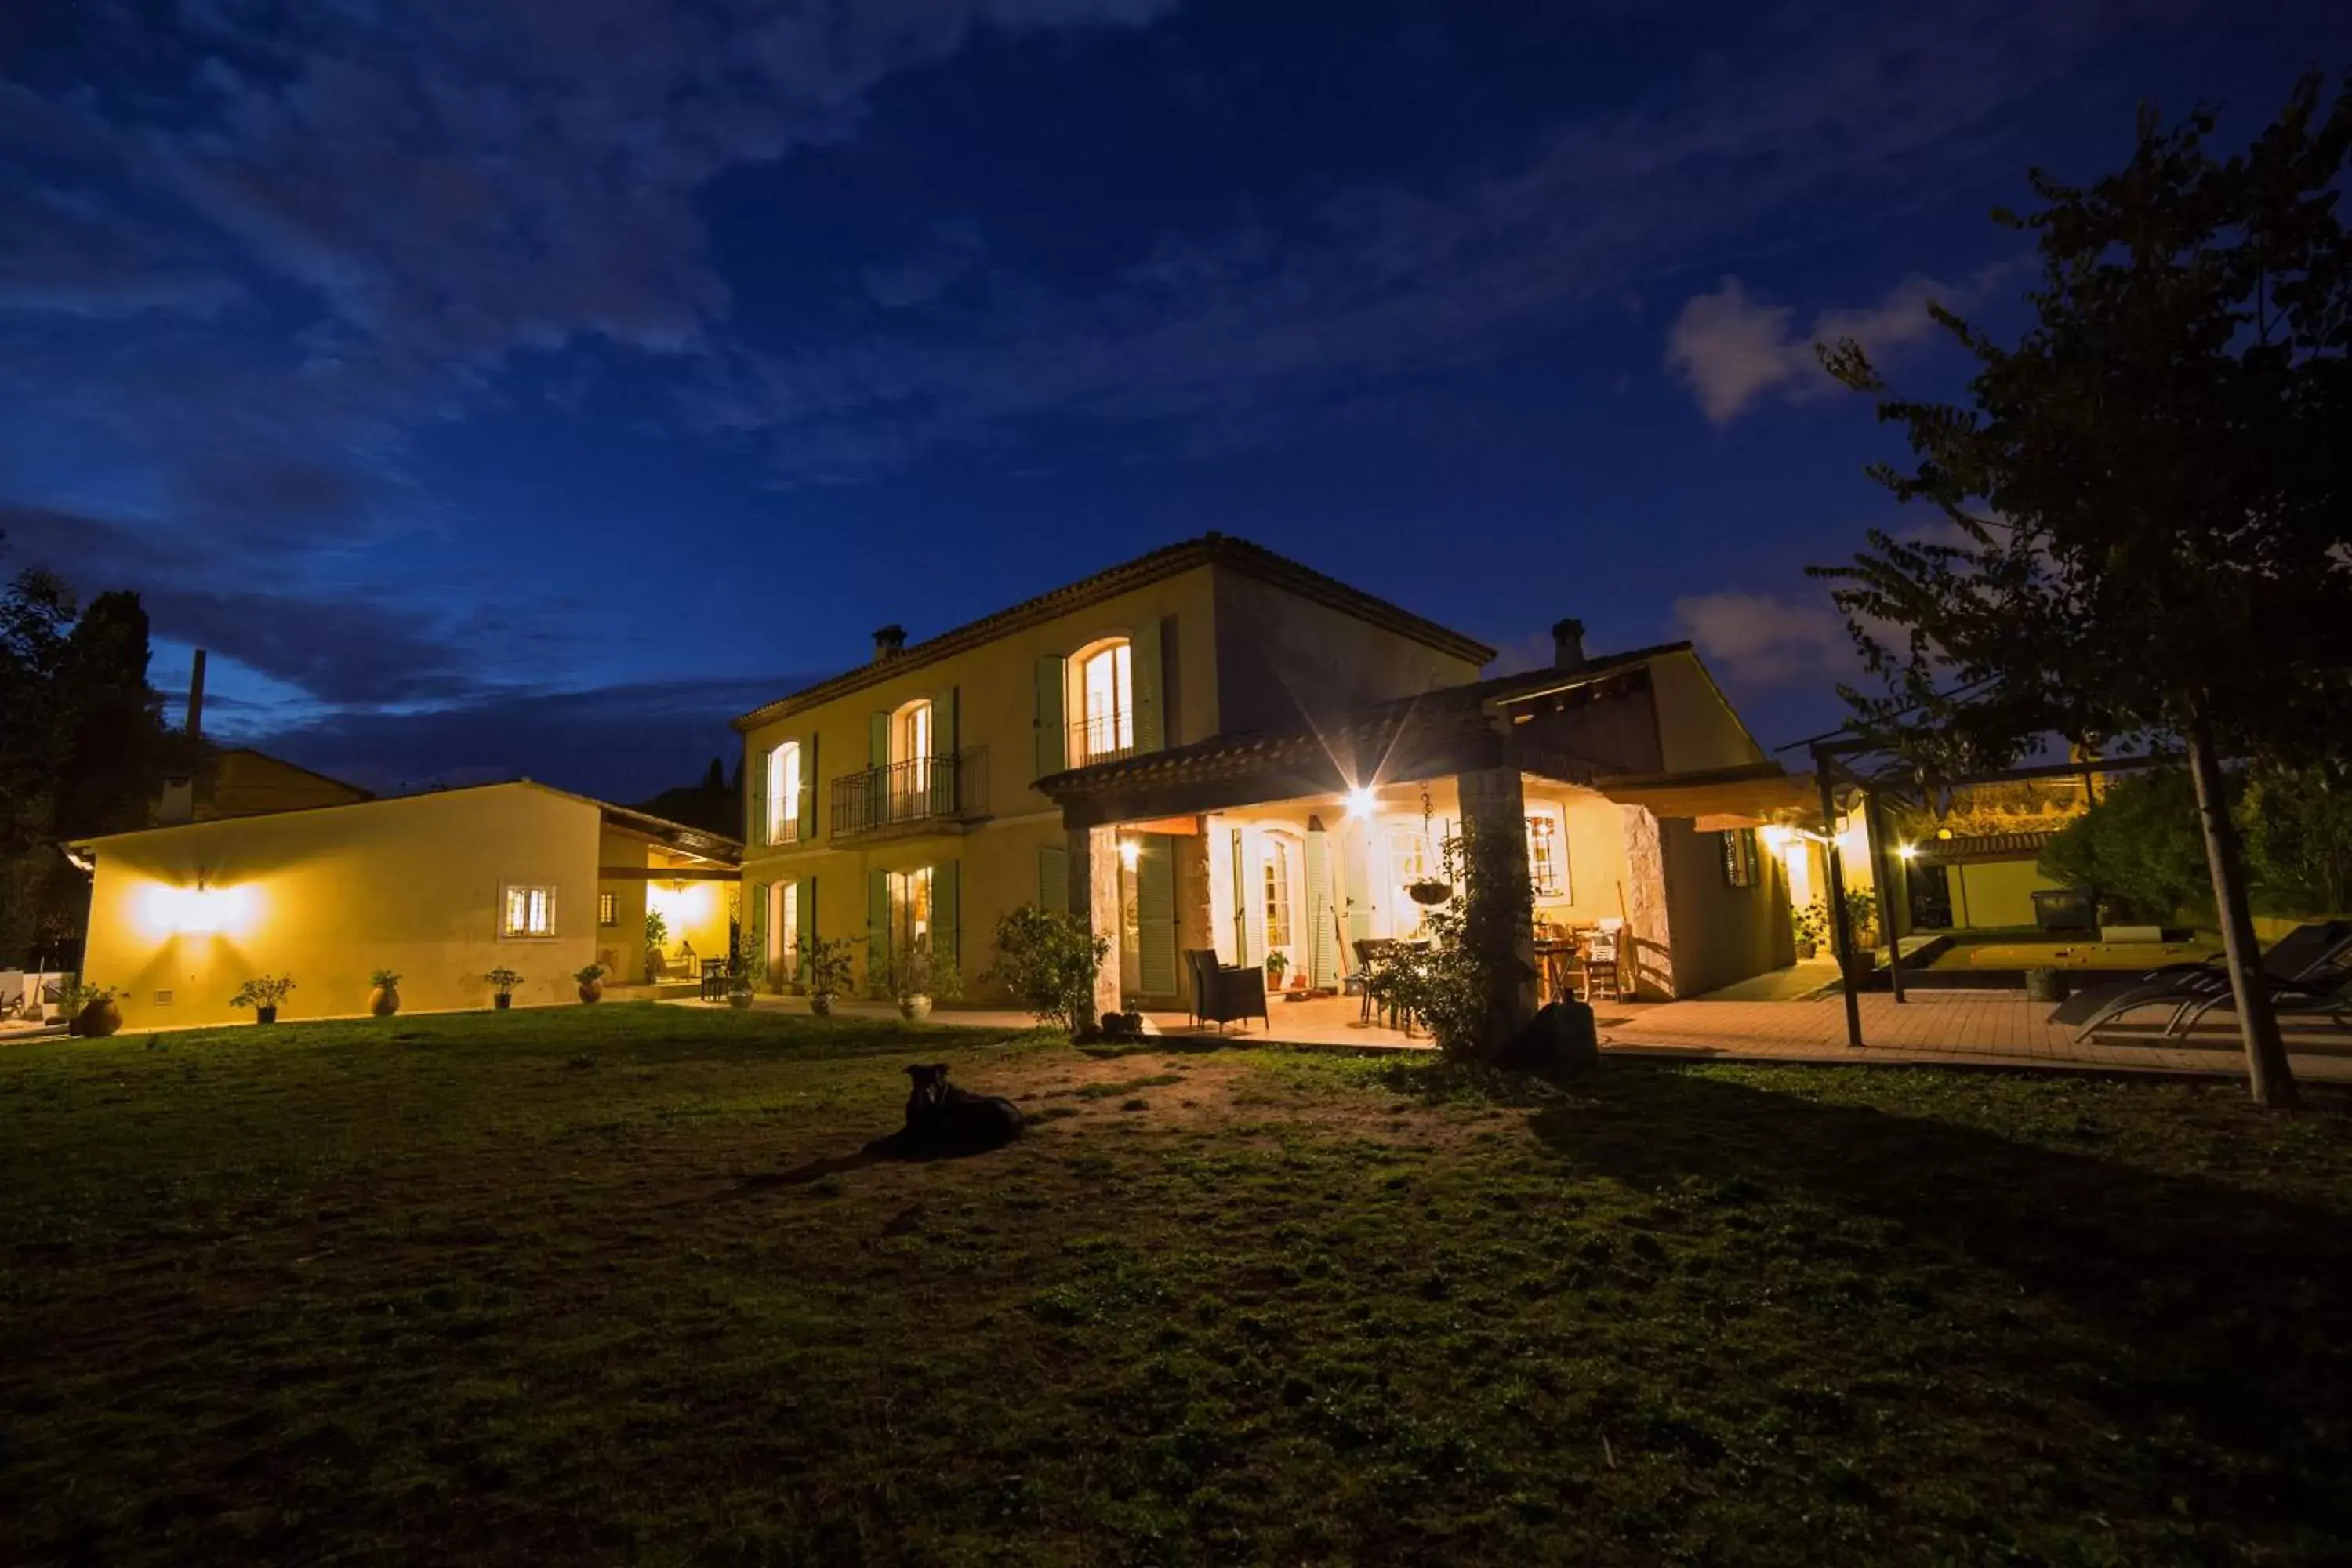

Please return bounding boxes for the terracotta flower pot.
[73,997,123,1038]
[369,985,401,1018]
[256,1005,278,1025]
[578,979,603,1004]
[898,994,932,1022]
[810,992,835,1017]
[728,986,755,1011]
[494,994,513,1011]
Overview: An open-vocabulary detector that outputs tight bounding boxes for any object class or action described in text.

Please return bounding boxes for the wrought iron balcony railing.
[831,753,975,838]
[1067,712,1138,766]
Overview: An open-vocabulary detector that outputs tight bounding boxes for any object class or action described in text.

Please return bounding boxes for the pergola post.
[1066,824,1121,1027]
[1867,787,1907,1005]
[1814,754,1865,1050]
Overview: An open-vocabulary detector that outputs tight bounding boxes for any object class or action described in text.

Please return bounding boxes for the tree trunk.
[2185,702,2297,1108]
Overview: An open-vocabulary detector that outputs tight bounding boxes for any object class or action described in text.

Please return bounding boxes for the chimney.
[872,624,906,662]
[184,648,207,738]
[156,649,207,826]
[1552,618,1587,671]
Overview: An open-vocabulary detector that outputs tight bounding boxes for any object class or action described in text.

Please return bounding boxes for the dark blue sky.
[5,0,2346,800]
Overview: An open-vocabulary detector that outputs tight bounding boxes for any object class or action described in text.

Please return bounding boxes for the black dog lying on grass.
[865,1063,1025,1156]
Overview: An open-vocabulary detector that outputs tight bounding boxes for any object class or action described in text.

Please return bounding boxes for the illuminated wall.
[79,783,603,1029]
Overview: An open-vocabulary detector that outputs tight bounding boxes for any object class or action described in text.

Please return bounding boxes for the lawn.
[5,1005,2352,1565]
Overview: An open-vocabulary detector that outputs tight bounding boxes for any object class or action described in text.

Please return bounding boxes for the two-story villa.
[734,534,1807,1025]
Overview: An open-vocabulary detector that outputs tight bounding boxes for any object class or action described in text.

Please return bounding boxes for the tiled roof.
[1038,644,1677,800]
[731,533,1501,731]
[1911,829,2059,866]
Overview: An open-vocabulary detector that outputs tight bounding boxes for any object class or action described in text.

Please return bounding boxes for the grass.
[5,1004,2352,1564]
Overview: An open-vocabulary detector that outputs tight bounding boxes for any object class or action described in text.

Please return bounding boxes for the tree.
[1812,75,2352,1107]
[2037,769,2212,924]
[2243,763,2352,916]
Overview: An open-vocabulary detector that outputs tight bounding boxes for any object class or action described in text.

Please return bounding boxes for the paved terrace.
[693,989,2352,1084]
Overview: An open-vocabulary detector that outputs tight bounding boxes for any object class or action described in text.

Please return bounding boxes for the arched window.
[765,740,801,845]
[1072,637,1134,763]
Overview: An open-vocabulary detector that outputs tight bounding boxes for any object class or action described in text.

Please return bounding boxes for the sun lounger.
[2050,920,2352,1038]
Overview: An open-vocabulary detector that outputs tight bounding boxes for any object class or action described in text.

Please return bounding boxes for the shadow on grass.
[1528,1066,2352,1539]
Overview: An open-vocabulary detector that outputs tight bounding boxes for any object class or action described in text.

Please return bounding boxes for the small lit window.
[598,892,617,927]
[1525,808,1568,899]
[503,884,558,937]
[1720,829,1759,889]
[1261,839,1294,949]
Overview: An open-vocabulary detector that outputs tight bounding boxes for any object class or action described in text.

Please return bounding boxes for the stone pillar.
[1067,824,1123,1024]
[1457,766,1538,1044]
[1619,805,1679,999]
[1176,825,1214,1008]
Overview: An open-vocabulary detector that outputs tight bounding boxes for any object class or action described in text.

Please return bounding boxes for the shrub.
[485,967,524,996]
[891,941,963,1002]
[573,964,605,985]
[801,936,857,998]
[1364,826,1523,1056]
[230,975,295,1011]
[2039,768,2212,924]
[370,968,401,989]
[2243,763,2352,916]
[988,905,1108,1035]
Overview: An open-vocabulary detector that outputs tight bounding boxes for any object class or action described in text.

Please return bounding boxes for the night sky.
[5,1,2346,801]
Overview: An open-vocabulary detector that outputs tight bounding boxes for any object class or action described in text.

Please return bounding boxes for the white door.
[1258,831,1305,982]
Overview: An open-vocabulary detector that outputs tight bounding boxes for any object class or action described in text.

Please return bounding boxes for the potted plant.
[727,953,760,1011]
[802,936,855,1017]
[486,967,523,1010]
[1793,900,1827,960]
[231,975,295,1025]
[62,980,122,1038]
[644,910,669,979]
[575,963,605,1004]
[892,942,961,1022]
[1265,949,1290,991]
[368,968,402,1017]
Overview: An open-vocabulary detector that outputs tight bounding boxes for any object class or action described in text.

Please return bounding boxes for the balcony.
[1068,712,1138,768]
[831,751,985,839]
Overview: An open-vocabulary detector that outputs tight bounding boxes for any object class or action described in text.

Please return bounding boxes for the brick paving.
[690,989,2352,1083]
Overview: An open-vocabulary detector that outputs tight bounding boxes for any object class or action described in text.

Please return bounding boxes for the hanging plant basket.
[1407,879,1454,907]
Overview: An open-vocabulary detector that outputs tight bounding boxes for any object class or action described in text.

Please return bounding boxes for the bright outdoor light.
[1117,839,1141,870]
[1897,843,1918,861]
[1344,786,1379,818]
[1759,825,1791,851]
[140,880,256,937]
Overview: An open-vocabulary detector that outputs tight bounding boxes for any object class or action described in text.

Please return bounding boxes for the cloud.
[247,677,818,802]
[1665,273,1965,424]
[684,1,2154,478]
[1674,591,1852,688]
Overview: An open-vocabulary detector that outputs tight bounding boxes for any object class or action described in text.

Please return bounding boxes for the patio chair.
[699,958,728,1002]
[1183,949,1268,1033]
[2050,919,2352,1039]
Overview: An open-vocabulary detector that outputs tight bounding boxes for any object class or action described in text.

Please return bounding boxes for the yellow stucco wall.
[1657,819,1793,996]
[1525,783,1635,931]
[739,555,1495,1001]
[1946,858,2060,930]
[1211,571,1486,735]
[740,562,1225,1000]
[593,833,735,984]
[80,783,601,1029]
[1647,651,1769,774]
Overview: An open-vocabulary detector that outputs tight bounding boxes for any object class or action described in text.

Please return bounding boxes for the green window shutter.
[1232,828,1258,966]
[1131,617,1165,753]
[869,710,890,768]
[867,869,891,994]
[1305,825,1338,989]
[1136,836,1177,998]
[932,859,960,978]
[1039,843,1069,913]
[936,687,959,757]
[1342,826,1374,947]
[800,734,818,841]
[1033,655,1067,782]
[748,881,769,971]
[748,744,766,846]
[798,874,817,979]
